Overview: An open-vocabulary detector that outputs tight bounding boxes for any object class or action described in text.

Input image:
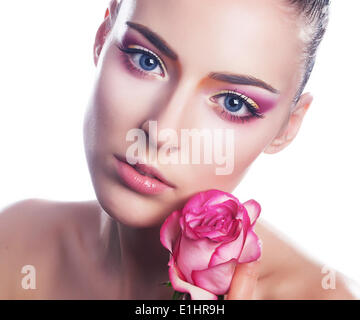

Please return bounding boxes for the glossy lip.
[113,154,176,195]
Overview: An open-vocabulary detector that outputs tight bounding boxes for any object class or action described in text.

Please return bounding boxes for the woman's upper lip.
[114,155,176,189]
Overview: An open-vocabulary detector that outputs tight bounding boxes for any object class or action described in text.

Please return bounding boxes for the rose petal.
[238,229,262,263]
[183,190,239,215]
[183,221,200,240]
[209,214,250,267]
[209,229,244,267]
[168,256,218,300]
[196,229,225,240]
[209,200,238,220]
[243,199,261,226]
[203,190,240,208]
[176,233,221,283]
[235,203,248,220]
[211,202,236,216]
[172,232,182,260]
[211,219,240,242]
[197,219,239,242]
[160,210,181,253]
[194,225,213,233]
[185,210,206,222]
[192,258,238,295]
[221,199,239,213]
[182,191,208,214]
[204,212,225,225]
[188,218,203,228]
[226,219,236,233]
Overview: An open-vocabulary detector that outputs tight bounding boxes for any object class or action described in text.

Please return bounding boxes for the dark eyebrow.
[126,21,178,61]
[209,72,280,94]
[126,21,279,94]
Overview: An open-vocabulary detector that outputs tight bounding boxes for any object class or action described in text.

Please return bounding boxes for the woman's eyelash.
[210,90,265,123]
[118,44,167,78]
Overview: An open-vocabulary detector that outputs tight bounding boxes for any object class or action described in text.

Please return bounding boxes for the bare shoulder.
[254,220,358,300]
[0,198,102,299]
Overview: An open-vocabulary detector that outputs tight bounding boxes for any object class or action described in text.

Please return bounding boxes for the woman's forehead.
[115,0,304,92]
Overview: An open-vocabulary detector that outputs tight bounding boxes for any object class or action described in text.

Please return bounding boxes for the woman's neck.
[99,209,173,299]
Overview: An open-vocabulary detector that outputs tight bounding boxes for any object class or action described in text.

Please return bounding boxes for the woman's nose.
[140,80,195,154]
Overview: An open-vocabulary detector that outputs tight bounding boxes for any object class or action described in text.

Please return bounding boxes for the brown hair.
[287,0,330,103]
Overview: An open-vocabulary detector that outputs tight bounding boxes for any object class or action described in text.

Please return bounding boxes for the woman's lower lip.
[114,156,173,195]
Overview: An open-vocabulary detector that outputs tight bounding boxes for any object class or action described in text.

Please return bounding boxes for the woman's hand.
[225,260,260,300]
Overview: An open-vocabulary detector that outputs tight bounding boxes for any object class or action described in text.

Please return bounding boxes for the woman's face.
[84,0,305,227]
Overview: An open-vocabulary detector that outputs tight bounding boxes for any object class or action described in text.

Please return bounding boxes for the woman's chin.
[95,183,177,228]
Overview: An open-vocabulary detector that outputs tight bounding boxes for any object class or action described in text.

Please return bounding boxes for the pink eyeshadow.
[220,85,280,114]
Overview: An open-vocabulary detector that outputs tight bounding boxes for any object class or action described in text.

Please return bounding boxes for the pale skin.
[0,0,357,299]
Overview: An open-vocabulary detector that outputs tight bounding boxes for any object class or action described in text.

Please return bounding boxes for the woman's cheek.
[97,45,162,123]
[197,125,267,190]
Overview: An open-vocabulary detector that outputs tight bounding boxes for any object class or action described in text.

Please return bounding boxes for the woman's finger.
[225,260,260,300]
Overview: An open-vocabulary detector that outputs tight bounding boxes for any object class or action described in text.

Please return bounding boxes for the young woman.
[0,0,357,299]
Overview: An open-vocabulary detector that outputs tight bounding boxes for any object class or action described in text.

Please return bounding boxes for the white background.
[0,1,359,287]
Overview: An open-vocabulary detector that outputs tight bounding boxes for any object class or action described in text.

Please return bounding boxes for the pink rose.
[160,189,262,300]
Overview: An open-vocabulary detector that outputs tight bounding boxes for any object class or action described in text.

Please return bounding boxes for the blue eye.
[118,44,167,78]
[210,90,264,123]
[138,53,159,71]
[224,95,245,113]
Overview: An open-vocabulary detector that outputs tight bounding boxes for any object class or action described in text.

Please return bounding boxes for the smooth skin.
[0,199,356,299]
[0,0,358,299]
